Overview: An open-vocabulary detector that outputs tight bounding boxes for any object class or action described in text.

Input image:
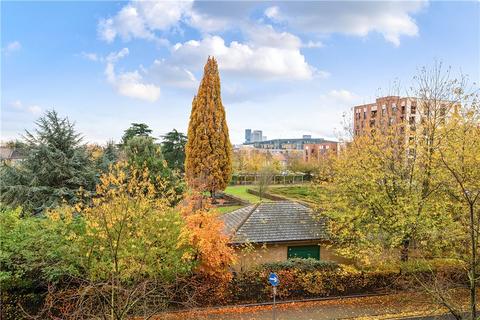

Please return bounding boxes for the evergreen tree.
[0,110,96,215]
[161,129,187,172]
[121,123,153,144]
[124,136,164,171]
[125,136,184,205]
[96,140,119,173]
[185,57,232,196]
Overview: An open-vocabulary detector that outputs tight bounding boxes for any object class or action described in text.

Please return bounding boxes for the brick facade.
[353,96,418,137]
[303,142,338,162]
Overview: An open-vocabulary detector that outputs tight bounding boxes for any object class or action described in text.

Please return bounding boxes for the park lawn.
[216,205,244,214]
[268,184,326,205]
[224,185,263,203]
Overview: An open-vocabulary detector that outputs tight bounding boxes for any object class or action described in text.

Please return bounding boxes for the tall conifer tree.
[185,57,232,196]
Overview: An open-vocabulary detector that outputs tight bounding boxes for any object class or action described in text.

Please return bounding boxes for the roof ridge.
[231,202,261,237]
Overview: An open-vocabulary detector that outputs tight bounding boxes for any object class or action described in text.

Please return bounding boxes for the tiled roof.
[0,147,14,160]
[0,147,25,160]
[220,204,256,235]
[220,201,328,244]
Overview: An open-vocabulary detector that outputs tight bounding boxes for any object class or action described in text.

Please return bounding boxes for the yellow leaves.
[185,57,232,193]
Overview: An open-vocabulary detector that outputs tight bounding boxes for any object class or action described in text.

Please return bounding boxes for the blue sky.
[2,1,479,144]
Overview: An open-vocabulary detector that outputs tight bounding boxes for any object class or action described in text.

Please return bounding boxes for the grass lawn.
[216,205,244,214]
[224,185,263,203]
[268,184,326,205]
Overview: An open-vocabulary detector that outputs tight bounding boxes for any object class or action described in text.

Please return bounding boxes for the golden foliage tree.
[317,64,468,265]
[48,162,194,319]
[185,57,232,196]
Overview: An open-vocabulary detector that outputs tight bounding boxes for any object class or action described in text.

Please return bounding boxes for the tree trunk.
[469,203,477,320]
[400,237,410,262]
[210,190,217,204]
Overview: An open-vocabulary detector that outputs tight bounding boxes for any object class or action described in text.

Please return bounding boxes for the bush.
[260,258,339,272]
[223,261,465,304]
[0,207,84,292]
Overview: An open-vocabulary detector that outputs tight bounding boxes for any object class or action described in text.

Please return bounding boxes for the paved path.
[160,292,462,320]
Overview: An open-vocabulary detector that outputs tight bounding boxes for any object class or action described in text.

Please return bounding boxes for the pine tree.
[185,57,232,196]
[121,123,153,145]
[0,110,96,215]
[161,129,187,172]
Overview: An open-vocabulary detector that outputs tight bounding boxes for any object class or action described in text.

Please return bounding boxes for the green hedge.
[260,258,339,272]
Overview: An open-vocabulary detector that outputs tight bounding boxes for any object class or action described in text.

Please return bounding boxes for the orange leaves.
[183,209,236,280]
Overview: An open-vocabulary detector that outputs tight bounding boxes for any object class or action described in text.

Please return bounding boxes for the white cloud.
[327,89,359,103]
[304,40,323,48]
[81,52,99,61]
[172,35,319,80]
[246,25,302,49]
[3,41,21,54]
[28,105,42,115]
[150,59,197,88]
[266,2,426,46]
[106,47,129,63]
[8,100,43,115]
[99,1,425,47]
[98,1,193,43]
[264,6,280,21]
[104,48,160,102]
[10,100,23,109]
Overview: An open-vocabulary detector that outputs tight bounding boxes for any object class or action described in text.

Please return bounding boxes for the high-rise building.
[252,130,263,142]
[245,129,252,143]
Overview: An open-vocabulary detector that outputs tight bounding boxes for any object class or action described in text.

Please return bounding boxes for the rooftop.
[220,201,329,244]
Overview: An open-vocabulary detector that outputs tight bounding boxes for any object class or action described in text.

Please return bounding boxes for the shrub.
[260,258,339,272]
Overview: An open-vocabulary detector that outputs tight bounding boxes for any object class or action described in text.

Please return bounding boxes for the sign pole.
[273,286,276,320]
[268,272,279,320]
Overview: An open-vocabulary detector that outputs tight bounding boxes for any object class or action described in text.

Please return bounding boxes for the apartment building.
[353,96,419,137]
[303,141,338,162]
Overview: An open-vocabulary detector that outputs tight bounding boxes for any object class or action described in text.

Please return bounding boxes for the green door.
[287,245,320,260]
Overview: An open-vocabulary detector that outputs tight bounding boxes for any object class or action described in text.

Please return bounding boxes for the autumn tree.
[420,83,480,320]
[179,193,236,302]
[318,64,464,264]
[185,57,232,197]
[40,162,194,319]
[256,166,275,200]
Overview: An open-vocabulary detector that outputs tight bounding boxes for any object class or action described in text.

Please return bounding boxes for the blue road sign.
[268,272,279,286]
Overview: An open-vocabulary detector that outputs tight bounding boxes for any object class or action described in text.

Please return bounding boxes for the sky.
[1,0,479,145]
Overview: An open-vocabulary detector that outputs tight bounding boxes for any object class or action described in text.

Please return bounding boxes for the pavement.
[159,292,463,320]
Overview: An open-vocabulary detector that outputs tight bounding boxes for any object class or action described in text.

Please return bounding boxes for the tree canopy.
[185,57,232,195]
[121,123,153,144]
[161,129,187,172]
[0,110,96,215]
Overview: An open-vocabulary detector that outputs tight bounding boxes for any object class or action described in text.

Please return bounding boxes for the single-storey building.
[0,147,25,165]
[220,201,347,271]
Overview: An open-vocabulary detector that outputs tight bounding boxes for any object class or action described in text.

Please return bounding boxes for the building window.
[287,245,320,260]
